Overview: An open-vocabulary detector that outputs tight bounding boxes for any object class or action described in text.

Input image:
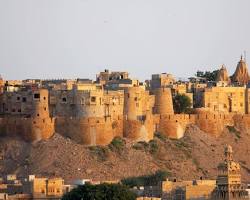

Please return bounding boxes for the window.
[12,109,16,112]
[18,109,21,113]
[16,96,20,101]
[62,97,67,102]
[240,103,243,107]
[22,97,27,102]
[91,96,96,103]
[43,96,46,100]
[37,114,40,117]
[34,93,40,99]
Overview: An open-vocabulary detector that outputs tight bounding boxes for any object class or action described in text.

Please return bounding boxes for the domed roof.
[232,56,249,85]
[216,64,230,83]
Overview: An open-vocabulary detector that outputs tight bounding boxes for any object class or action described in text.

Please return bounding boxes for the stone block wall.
[55,116,123,145]
[0,116,55,141]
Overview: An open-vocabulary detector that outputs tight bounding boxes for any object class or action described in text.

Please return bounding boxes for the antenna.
[244,50,247,62]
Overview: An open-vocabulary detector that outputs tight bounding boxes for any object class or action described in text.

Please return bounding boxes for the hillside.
[1,125,250,183]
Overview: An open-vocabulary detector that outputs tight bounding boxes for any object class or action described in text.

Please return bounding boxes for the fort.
[1,57,250,145]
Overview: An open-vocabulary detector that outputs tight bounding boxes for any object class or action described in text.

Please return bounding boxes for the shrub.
[109,137,125,152]
[88,146,109,161]
[149,140,159,155]
[154,132,166,141]
[173,140,189,149]
[132,141,149,150]
[227,126,241,139]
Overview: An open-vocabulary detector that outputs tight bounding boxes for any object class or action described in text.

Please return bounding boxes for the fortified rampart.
[155,113,250,139]
[0,116,55,141]
[55,116,123,145]
[2,79,250,145]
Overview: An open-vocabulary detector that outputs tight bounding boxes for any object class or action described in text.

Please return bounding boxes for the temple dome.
[216,65,231,83]
[232,56,249,85]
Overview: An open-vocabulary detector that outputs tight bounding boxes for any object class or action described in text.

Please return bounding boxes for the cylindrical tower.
[124,87,145,120]
[32,89,50,118]
[29,88,54,141]
[152,88,174,115]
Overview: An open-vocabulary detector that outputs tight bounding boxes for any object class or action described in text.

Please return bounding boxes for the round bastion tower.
[124,87,148,120]
[29,89,54,141]
[123,86,154,142]
[152,87,174,115]
[32,89,50,118]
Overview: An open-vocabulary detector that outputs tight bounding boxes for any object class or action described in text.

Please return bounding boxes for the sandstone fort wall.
[0,116,55,141]
[55,116,123,146]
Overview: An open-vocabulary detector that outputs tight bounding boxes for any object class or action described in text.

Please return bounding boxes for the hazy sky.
[0,0,250,81]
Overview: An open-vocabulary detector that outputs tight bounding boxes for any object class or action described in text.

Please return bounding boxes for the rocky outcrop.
[216,65,231,83]
[232,56,249,85]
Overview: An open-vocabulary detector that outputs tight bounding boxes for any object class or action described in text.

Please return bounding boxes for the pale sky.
[0,0,250,81]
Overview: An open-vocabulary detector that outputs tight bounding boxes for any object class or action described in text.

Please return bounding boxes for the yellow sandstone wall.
[124,113,154,142]
[185,185,215,200]
[157,115,192,139]
[55,116,123,145]
[0,116,55,141]
[156,113,249,139]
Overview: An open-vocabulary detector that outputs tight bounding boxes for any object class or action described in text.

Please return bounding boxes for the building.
[201,86,246,114]
[212,145,247,200]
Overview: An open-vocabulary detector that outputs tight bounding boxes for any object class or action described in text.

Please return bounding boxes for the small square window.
[22,97,27,102]
[62,97,67,102]
[91,97,96,102]
[34,93,40,99]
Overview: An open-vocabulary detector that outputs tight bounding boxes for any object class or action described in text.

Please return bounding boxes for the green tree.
[173,94,192,114]
[196,70,219,81]
[62,183,136,200]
